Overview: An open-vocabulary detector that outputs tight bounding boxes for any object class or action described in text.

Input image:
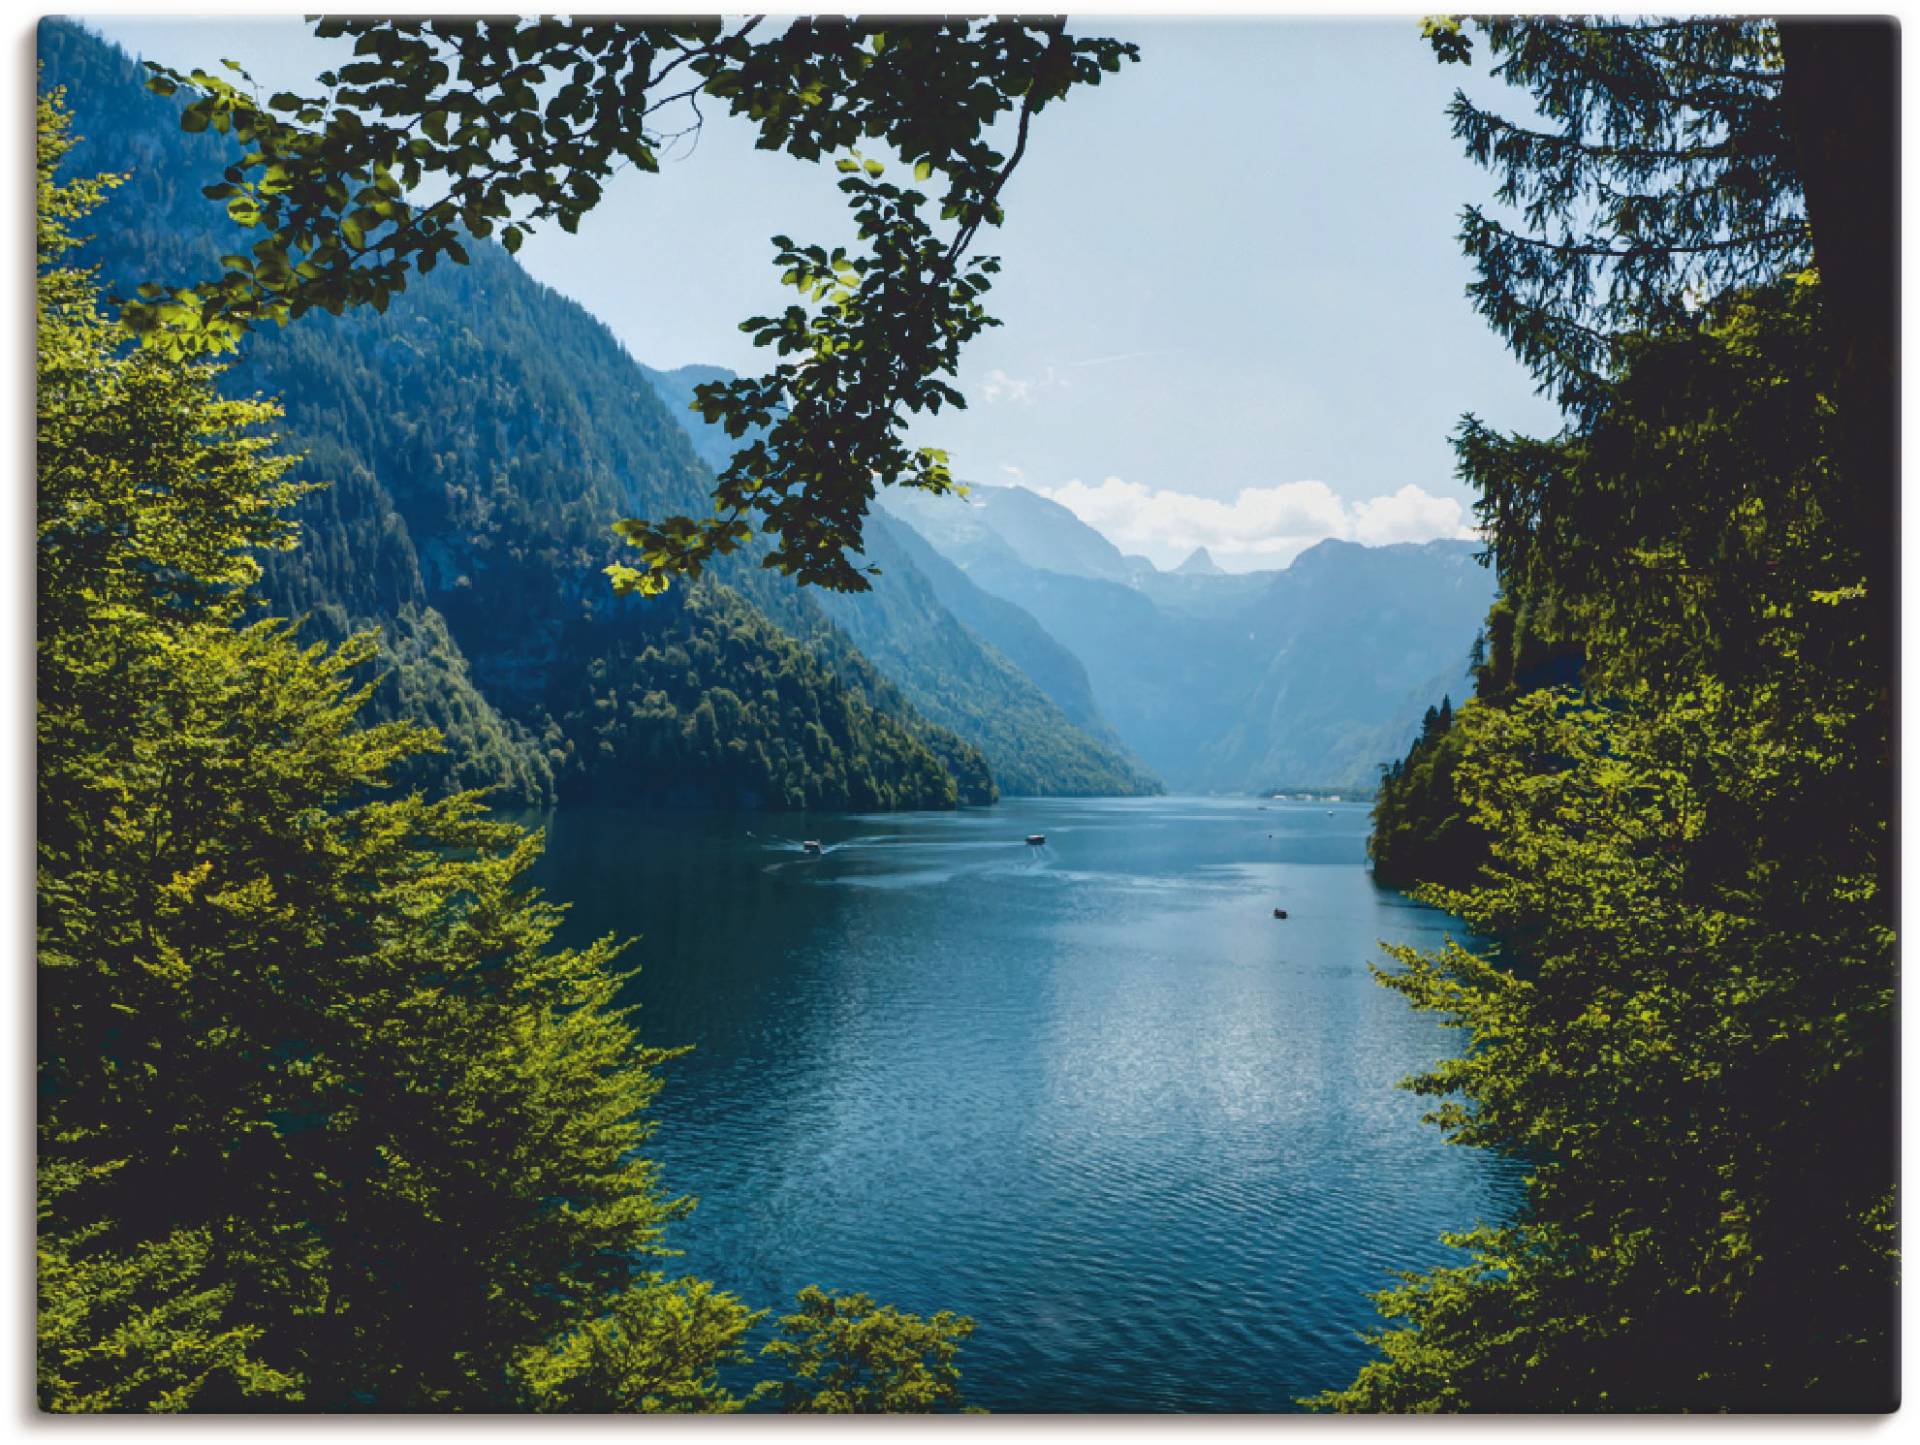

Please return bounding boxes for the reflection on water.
[522,796,1519,1412]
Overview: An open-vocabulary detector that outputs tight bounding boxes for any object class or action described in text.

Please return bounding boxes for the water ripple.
[527,797,1521,1412]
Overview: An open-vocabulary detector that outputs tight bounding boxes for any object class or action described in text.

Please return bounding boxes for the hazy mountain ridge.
[887,484,1497,791]
[808,517,1161,796]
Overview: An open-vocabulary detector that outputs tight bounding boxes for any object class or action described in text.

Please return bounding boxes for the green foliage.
[38,1160,300,1412]
[39,88,718,1411]
[1368,694,1482,891]
[762,1287,978,1414]
[1334,17,1893,1412]
[1323,685,1893,1411]
[1369,583,1585,888]
[549,578,964,811]
[1434,18,1804,421]
[128,17,1137,593]
[512,1277,762,1413]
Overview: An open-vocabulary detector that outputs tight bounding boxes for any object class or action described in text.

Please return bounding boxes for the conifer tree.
[1330,19,1895,1410]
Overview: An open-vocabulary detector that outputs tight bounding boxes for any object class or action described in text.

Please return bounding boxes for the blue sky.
[85,14,1565,572]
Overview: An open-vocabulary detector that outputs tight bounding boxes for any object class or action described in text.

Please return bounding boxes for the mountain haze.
[810,517,1160,797]
[886,484,1497,791]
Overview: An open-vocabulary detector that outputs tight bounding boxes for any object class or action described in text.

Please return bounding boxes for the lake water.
[524,795,1520,1412]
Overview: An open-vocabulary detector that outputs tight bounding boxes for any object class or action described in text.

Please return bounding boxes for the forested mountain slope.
[812,516,1160,797]
[43,20,986,811]
[641,365,1157,795]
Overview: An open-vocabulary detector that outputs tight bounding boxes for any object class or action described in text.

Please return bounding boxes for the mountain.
[883,483,1135,584]
[640,367,1160,796]
[1196,539,1493,792]
[1174,546,1224,576]
[42,20,986,812]
[810,516,1160,797]
[877,518,1115,742]
[887,483,1498,792]
[636,363,738,473]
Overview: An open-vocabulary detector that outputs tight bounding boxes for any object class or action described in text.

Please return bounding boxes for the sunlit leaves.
[134,18,1137,590]
[761,1287,978,1414]
[614,162,1003,592]
[1420,16,1474,65]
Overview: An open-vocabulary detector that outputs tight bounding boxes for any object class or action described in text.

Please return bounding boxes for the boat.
[1272,908,1289,920]
[802,840,823,856]
[1025,834,1046,846]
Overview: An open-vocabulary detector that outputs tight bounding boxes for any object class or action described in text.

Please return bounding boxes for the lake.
[524,795,1520,1412]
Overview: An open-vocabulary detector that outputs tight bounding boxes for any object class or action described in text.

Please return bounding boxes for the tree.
[760,1287,977,1414]
[37,82,750,1411]
[1326,684,1893,1411]
[1330,18,1895,1411]
[128,17,1137,593]
[1424,15,1891,687]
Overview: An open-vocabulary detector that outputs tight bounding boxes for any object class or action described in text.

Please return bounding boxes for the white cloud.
[1350,484,1478,547]
[1034,477,1477,571]
[979,365,1065,406]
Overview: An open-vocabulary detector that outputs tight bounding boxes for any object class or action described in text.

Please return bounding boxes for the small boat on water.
[802,840,823,856]
[1025,834,1046,847]
[1273,908,1289,920]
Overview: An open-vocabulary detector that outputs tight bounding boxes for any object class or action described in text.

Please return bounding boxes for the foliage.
[42,20,995,813]
[1333,16,1894,1412]
[1423,16,1804,419]
[1325,685,1893,1411]
[39,85,727,1412]
[511,1277,762,1413]
[37,1159,299,1412]
[761,1287,977,1414]
[1368,695,1481,891]
[1369,585,1584,887]
[128,16,1137,593]
[549,577,965,811]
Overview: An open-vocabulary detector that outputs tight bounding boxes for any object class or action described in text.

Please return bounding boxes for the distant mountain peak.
[1174,546,1223,576]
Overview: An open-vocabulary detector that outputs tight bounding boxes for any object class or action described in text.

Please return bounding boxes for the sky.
[85,14,1566,572]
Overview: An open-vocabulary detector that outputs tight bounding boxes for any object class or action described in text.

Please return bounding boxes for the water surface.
[526,796,1518,1412]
